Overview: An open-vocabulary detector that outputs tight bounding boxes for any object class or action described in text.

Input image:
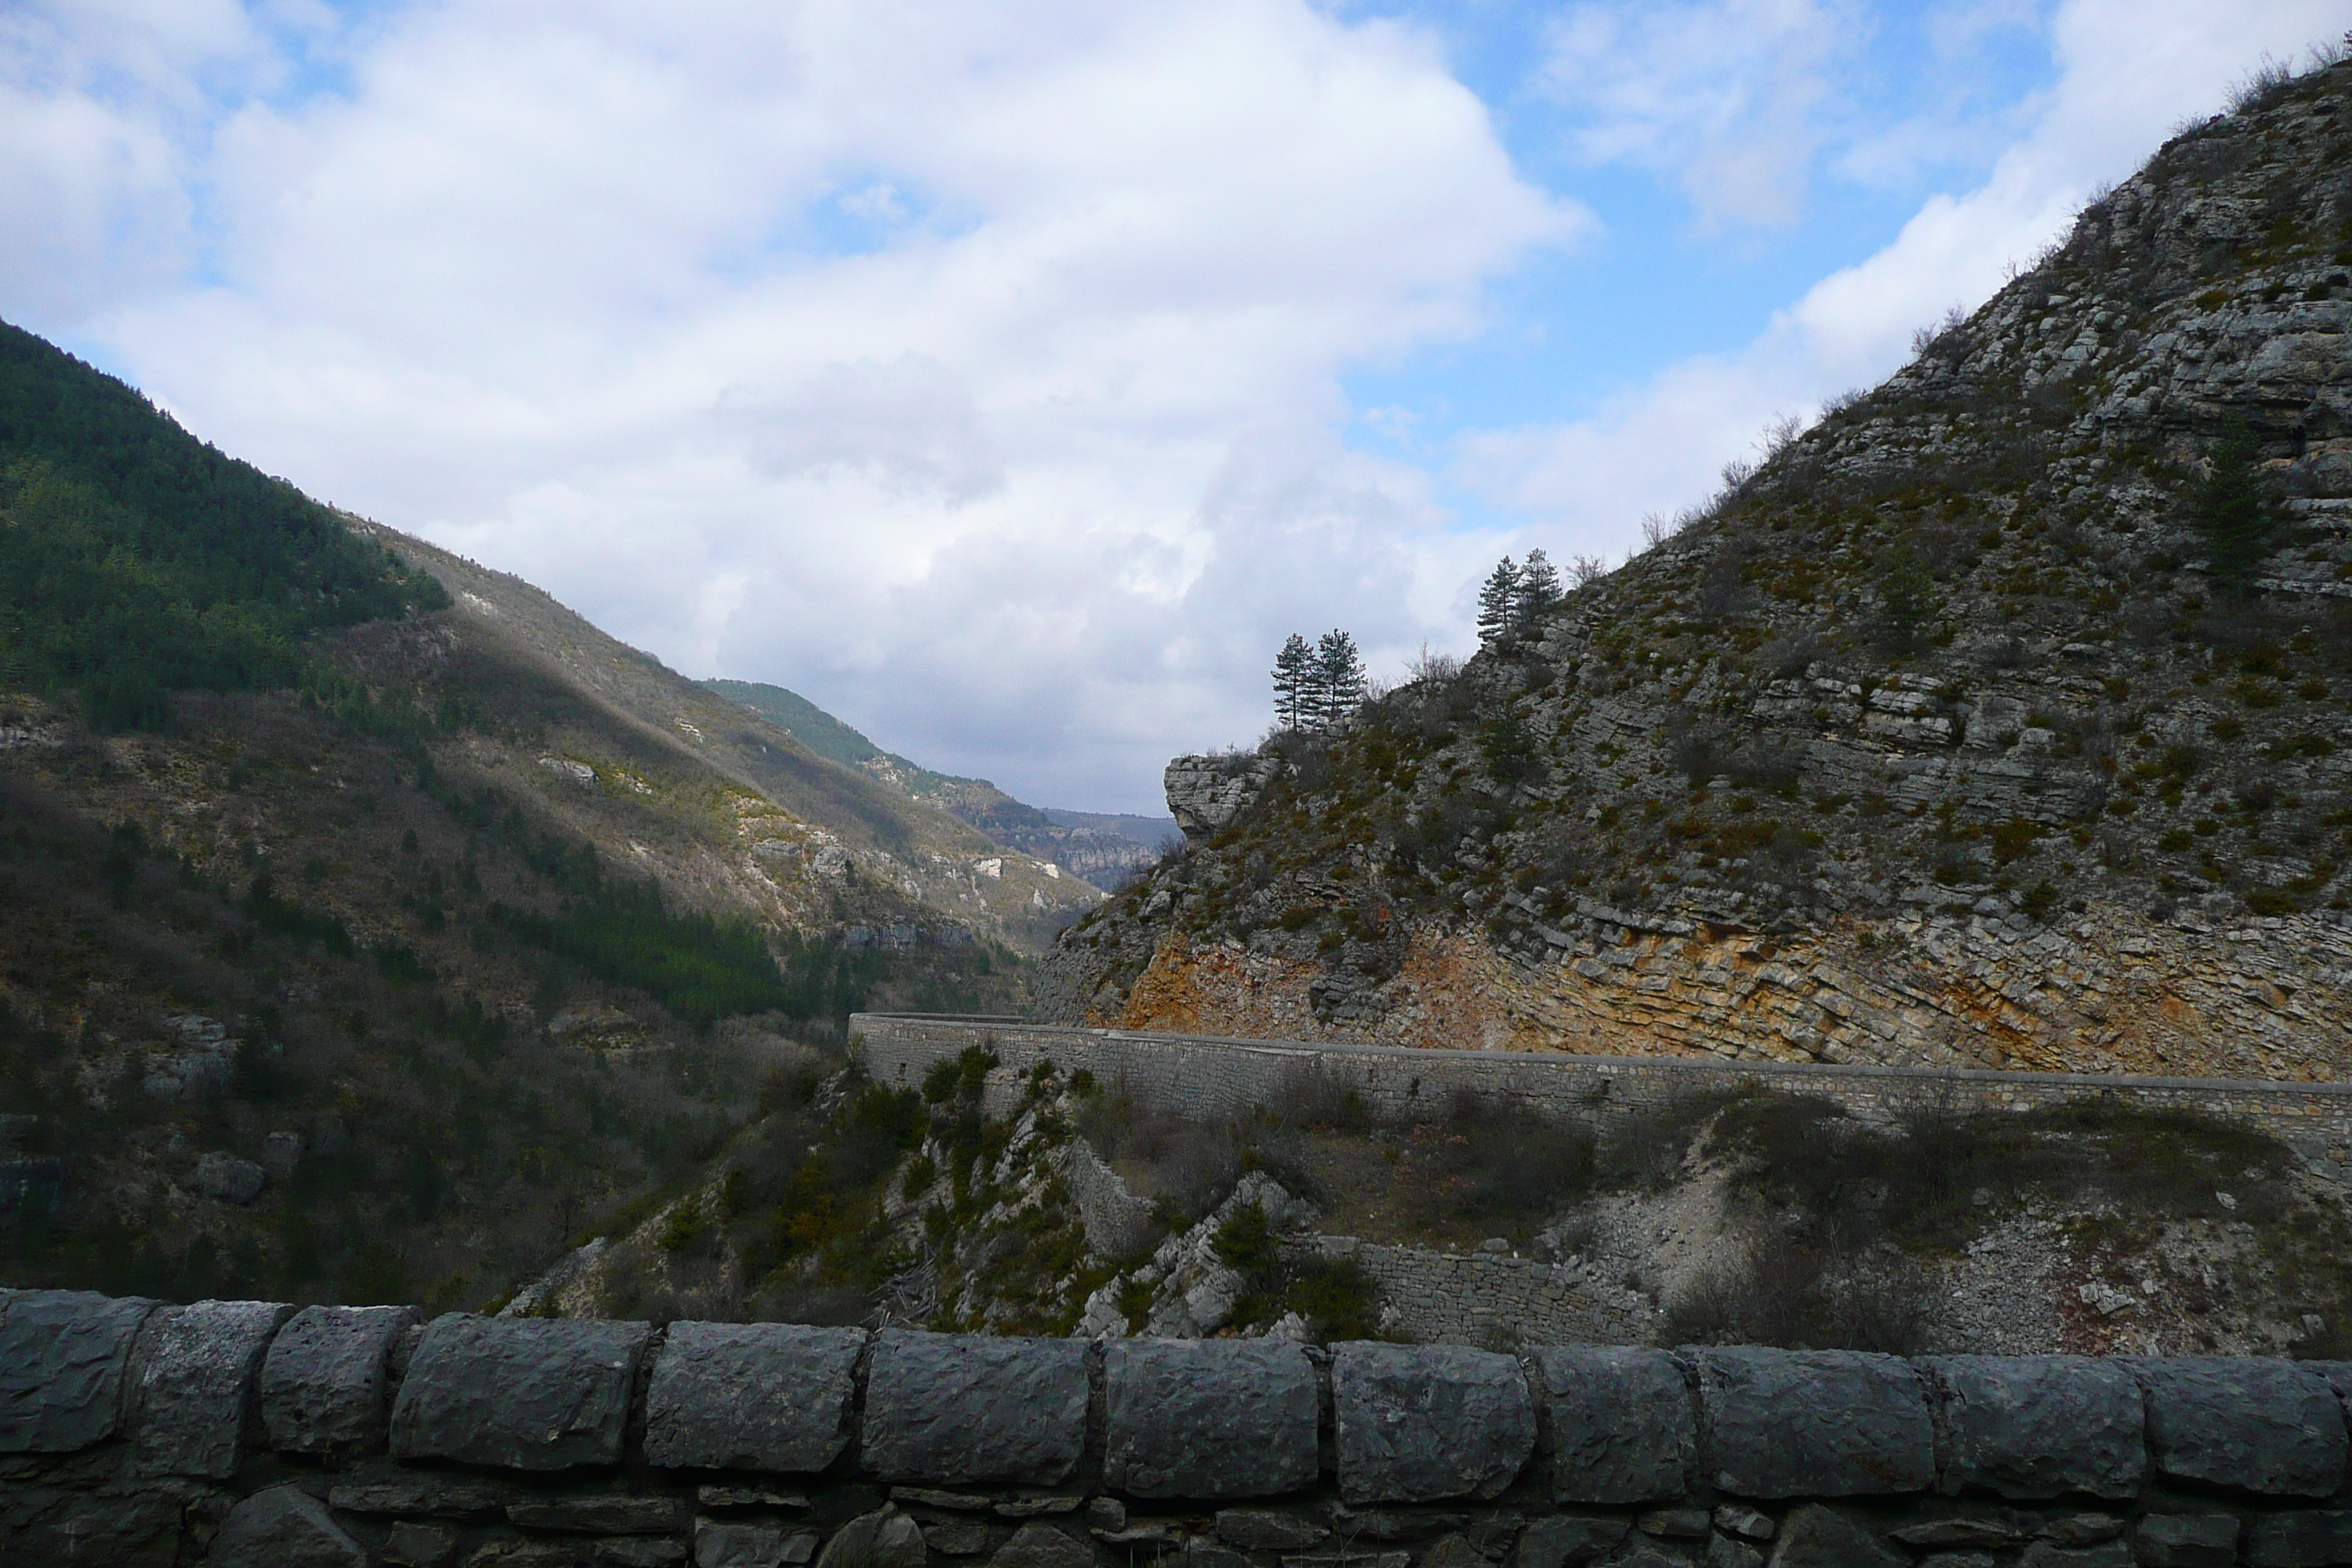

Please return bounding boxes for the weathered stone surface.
[1694,1348,1932,1499]
[816,1508,929,1568]
[260,1303,418,1456]
[465,1542,584,1567]
[1532,1346,1693,1505]
[0,1288,155,1452]
[209,1483,367,1568]
[328,1458,510,1515]
[698,1521,821,1568]
[1512,1514,1629,1568]
[1331,1341,1535,1504]
[997,1498,1083,1518]
[2134,1359,2348,1496]
[0,1480,183,1567]
[2245,1510,2352,1568]
[1420,1535,1485,1568]
[1714,1507,1774,1542]
[1104,1338,1317,1499]
[1890,1520,2024,1548]
[2133,1515,2241,1568]
[2040,1515,2123,1546]
[1705,1535,1763,1568]
[861,1332,1086,1485]
[896,1488,992,1510]
[1925,1355,2146,1499]
[385,1520,461,1568]
[1215,1509,1330,1549]
[702,1486,813,1510]
[644,1321,862,1474]
[1287,1553,1411,1568]
[987,1520,1093,1568]
[127,1297,294,1477]
[2016,1542,2131,1568]
[508,1496,691,1533]
[1766,1506,1903,1568]
[1183,1545,1253,1568]
[592,1540,687,1567]
[924,1520,1002,1555]
[1607,1546,1683,1568]
[389,1314,650,1471]
[1639,1507,1710,1537]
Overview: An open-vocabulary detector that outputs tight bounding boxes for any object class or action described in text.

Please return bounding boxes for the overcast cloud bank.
[4,0,2346,809]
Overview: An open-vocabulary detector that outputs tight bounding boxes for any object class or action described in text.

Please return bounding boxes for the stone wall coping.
[848,1013,2352,1102]
[12,1288,2352,1512]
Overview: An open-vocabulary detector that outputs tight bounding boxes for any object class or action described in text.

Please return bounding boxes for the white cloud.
[12,0,2349,815]
[1537,0,1866,228]
[1461,0,2352,559]
[27,0,1576,810]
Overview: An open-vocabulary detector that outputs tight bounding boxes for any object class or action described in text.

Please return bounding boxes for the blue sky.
[4,0,2348,810]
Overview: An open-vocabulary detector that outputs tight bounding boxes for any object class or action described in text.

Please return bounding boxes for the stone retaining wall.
[14,1286,2352,1566]
[848,1014,2352,1177]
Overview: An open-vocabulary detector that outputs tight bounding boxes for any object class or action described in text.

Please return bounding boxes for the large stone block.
[388,1313,651,1471]
[989,1521,1095,1568]
[2134,1514,2241,1568]
[0,1480,183,1567]
[1692,1348,1932,1499]
[860,1332,1087,1485]
[1331,1341,1537,1504]
[328,1458,510,1515]
[644,1322,863,1473]
[260,1303,418,1456]
[127,1297,294,1477]
[0,1288,155,1452]
[209,1484,368,1568]
[1531,1346,1694,1504]
[2133,1359,2348,1496]
[817,1507,930,1568]
[2244,1510,2352,1567]
[1765,1506,1903,1568]
[1103,1338,1317,1499]
[700,1520,823,1568]
[1512,1516,1631,1568]
[1924,1356,2146,1499]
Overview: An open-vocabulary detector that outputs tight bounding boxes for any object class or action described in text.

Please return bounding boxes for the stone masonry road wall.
[15,1286,2352,1566]
[849,1014,2352,1179]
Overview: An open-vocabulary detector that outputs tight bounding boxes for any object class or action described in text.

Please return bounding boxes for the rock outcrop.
[1042,54,2352,1082]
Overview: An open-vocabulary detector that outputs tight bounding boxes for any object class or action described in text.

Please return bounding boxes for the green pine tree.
[1313,630,1365,730]
[1515,549,1562,635]
[1476,557,1521,647]
[1271,633,1313,731]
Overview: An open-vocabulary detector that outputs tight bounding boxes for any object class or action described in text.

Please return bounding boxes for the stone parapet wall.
[849,1014,2352,1177]
[15,1286,2352,1566]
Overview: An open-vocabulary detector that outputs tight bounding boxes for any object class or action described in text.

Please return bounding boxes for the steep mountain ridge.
[703,677,1175,885]
[1044,54,2352,1082]
[354,538,1098,952]
[0,321,1065,1312]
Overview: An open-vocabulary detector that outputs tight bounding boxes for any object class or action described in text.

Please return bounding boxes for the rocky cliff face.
[1041,56,2352,1079]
